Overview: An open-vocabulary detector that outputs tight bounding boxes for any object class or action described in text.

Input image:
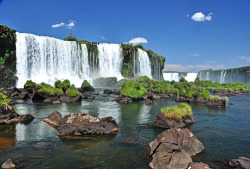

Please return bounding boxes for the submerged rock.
[113,89,120,95]
[43,111,62,127]
[229,157,250,169]
[59,95,82,102]
[19,114,34,124]
[104,89,113,94]
[153,112,195,129]
[118,96,133,104]
[57,112,119,136]
[1,159,15,169]
[149,128,204,169]
[145,99,153,105]
[188,162,211,169]
[44,97,60,103]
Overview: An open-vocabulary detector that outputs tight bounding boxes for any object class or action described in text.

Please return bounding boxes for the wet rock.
[153,95,161,100]
[119,96,133,104]
[60,95,82,102]
[1,159,15,169]
[19,114,34,124]
[0,106,19,124]
[18,91,29,99]
[52,100,61,104]
[57,112,119,136]
[82,92,91,99]
[104,89,113,94]
[44,97,60,103]
[43,111,62,127]
[32,88,52,100]
[229,157,250,169]
[188,162,211,169]
[92,92,99,95]
[149,128,204,169]
[141,95,147,100]
[145,99,153,105]
[81,85,95,92]
[153,112,195,129]
[34,141,53,149]
[113,89,120,95]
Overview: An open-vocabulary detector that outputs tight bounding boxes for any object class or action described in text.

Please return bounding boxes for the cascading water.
[185,73,197,82]
[220,70,227,84]
[137,49,152,78]
[163,73,180,81]
[16,33,90,88]
[97,43,123,80]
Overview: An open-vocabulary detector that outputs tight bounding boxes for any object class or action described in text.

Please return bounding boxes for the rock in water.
[104,89,113,94]
[57,112,119,136]
[229,157,250,169]
[1,159,15,169]
[113,89,120,95]
[149,128,204,169]
[19,114,34,123]
[153,112,195,129]
[43,111,62,127]
[144,99,152,105]
[188,162,211,169]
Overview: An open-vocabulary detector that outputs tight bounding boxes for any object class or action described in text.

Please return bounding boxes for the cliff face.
[197,66,250,85]
[0,25,17,88]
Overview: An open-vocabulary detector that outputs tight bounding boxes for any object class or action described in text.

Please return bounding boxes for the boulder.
[229,157,250,169]
[19,114,34,123]
[1,159,15,169]
[228,103,234,105]
[153,95,161,100]
[113,89,120,95]
[145,99,153,105]
[18,91,29,99]
[141,95,147,100]
[104,89,113,94]
[149,128,204,169]
[119,96,133,104]
[81,86,95,92]
[57,112,119,136]
[92,92,99,95]
[0,106,19,124]
[153,112,195,129]
[52,100,61,104]
[59,95,82,102]
[43,111,62,127]
[44,97,60,103]
[32,88,52,100]
[188,162,211,169]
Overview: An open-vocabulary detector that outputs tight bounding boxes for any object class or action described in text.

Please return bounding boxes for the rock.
[52,100,61,104]
[104,89,113,94]
[44,97,60,103]
[32,88,52,100]
[19,114,34,123]
[81,86,95,92]
[10,91,19,98]
[153,112,195,129]
[229,157,250,169]
[0,106,19,124]
[149,128,204,169]
[82,92,91,99]
[145,99,153,105]
[34,142,53,149]
[57,112,119,136]
[119,96,133,104]
[59,95,82,102]
[1,159,15,169]
[88,96,95,100]
[113,89,120,95]
[43,111,62,127]
[141,95,147,100]
[188,162,211,169]
[92,92,99,95]
[18,91,29,99]
[153,94,161,100]
[229,103,234,105]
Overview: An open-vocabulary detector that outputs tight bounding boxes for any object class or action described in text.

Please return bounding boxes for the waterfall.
[163,73,180,81]
[137,49,152,78]
[97,43,123,80]
[220,70,227,84]
[185,73,197,82]
[16,33,90,88]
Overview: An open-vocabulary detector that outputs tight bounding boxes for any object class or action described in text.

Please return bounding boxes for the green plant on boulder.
[24,80,37,88]
[161,103,192,120]
[81,80,91,88]
[121,80,147,99]
[38,83,63,96]
[66,84,81,97]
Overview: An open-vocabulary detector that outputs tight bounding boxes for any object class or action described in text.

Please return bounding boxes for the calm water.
[0,88,249,168]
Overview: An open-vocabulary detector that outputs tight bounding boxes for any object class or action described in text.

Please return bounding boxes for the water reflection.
[0,124,16,151]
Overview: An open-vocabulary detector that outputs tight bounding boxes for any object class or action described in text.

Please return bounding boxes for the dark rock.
[104,89,113,94]
[57,112,119,136]
[1,159,15,169]
[81,86,95,92]
[43,111,62,127]
[88,96,95,100]
[10,91,19,98]
[188,162,211,169]
[113,89,120,95]
[32,88,52,100]
[92,92,99,95]
[149,128,204,169]
[153,112,195,129]
[18,91,29,99]
[229,103,234,105]
[229,157,250,169]
[82,92,91,99]
[119,96,133,104]
[44,97,60,103]
[141,95,147,100]
[60,95,82,102]
[0,106,19,124]
[19,114,34,123]
[145,99,153,105]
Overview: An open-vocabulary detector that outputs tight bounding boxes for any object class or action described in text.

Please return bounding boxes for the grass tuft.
[161,103,192,120]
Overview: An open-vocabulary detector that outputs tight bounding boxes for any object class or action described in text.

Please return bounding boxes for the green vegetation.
[66,84,81,97]
[161,103,192,120]
[121,80,147,99]
[81,80,91,88]
[0,88,11,106]
[208,95,229,103]
[24,80,38,88]
[64,34,78,42]
[38,83,63,95]
[54,79,71,89]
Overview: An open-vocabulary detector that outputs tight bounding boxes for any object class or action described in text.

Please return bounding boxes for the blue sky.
[0,0,249,72]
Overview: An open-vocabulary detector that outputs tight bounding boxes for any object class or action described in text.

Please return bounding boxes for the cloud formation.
[191,12,213,22]
[128,37,148,44]
[164,64,225,72]
[52,20,76,29]
[239,56,250,62]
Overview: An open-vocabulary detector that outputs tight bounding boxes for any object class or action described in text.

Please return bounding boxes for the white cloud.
[239,56,250,62]
[164,64,225,72]
[186,14,190,17]
[128,37,148,44]
[190,54,199,57]
[52,20,76,29]
[101,35,106,40]
[52,22,65,28]
[191,12,213,22]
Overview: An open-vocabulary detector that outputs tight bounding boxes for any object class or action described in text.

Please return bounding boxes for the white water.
[163,73,180,81]
[137,49,152,78]
[16,33,90,88]
[220,70,227,83]
[185,73,197,82]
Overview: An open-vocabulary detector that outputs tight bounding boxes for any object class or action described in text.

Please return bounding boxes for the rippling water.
[0,89,249,168]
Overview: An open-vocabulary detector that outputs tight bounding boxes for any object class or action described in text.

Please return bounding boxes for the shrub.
[54,80,62,88]
[61,79,71,88]
[38,83,63,95]
[24,80,37,88]
[208,95,228,103]
[0,88,11,105]
[161,103,192,120]
[121,80,147,99]
[201,90,210,99]
[81,80,91,88]
[66,85,81,97]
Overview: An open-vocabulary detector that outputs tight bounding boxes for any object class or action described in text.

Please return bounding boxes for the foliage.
[38,83,63,96]
[0,88,11,105]
[61,79,71,88]
[64,34,78,42]
[24,80,37,88]
[81,80,91,88]
[121,80,147,99]
[116,79,130,87]
[208,95,229,103]
[66,84,81,97]
[161,103,193,120]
